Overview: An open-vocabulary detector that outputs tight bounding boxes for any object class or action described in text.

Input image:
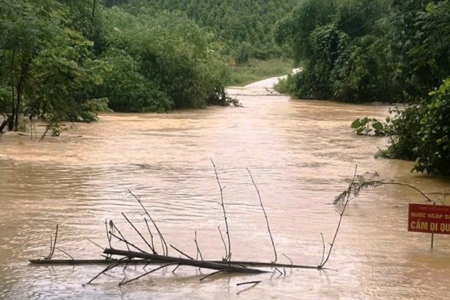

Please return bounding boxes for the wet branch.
[104,248,268,274]
[35,164,432,290]
[122,212,156,254]
[211,158,231,261]
[194,231,203,260]
[247,168,277,263]
[44,225,58,260]
[127,190,168,255]
[319,165,358,268]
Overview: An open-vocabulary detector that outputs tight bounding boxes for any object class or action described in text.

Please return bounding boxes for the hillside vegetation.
[0,0,298,133]
[274,0,450,175]
[2,0,449,176]
[120,0,298,62]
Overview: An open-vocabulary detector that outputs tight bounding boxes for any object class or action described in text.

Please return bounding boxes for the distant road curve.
[244,68,302,89]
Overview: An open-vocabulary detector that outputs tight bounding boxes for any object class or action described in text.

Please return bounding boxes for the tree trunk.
[13,56,31,131]
[0,117,8,132]
[9,50,16,131]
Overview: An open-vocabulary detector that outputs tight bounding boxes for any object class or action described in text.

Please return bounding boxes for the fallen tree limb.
[104,248,268,274]
[34,166,425,288]
[29,259,153,265]
[29,257,322,269]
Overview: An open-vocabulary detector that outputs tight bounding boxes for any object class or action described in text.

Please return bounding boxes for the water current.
[1,77,450,299]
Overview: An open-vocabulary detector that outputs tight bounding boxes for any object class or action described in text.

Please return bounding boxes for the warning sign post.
[408,203,450,234]
[408,203,450,248]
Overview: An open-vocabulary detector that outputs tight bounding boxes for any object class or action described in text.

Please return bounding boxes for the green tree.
[124,0,299,62]
[412,79,450,175]
[0,0,108,131]
[388,0,450,100]
[29,26,109,123]
[0,0,57,131]
[274,0,336,64]
[98,7,230,110]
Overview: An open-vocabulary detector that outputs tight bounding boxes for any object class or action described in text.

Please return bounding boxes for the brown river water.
[1,78,450,300]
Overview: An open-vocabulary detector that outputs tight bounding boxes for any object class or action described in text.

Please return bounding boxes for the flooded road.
[1,78,450,299]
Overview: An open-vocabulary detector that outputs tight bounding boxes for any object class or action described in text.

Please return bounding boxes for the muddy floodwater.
[1,78,450,300]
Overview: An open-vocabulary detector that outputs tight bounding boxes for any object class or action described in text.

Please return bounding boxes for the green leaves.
[0,0,113,129]
[95,6,231,111]
[274,0,335,63]
[412,78,450,175]
[351,117,386,136]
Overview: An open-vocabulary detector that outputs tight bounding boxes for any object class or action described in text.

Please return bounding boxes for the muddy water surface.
[1,80,450,299]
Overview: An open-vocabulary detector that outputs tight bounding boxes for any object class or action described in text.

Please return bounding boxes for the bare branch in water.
[45,225,58,260]
[381,182,433,202]
[218,226,228,261]
[211,158,231,261]
[320,165,359,268]
[56,248,74,261]
[127,190,168,255]
[108,231,147,254]
[170,244,194,260]
[194,231,203,261]
[122,213,156,254]
[144,218,156,254]
[83,257,129,286]
[247,168,277,263]
[120,263,175,286]
[237,280,261,295]
[200,270,222,281]
[42,164,433,290]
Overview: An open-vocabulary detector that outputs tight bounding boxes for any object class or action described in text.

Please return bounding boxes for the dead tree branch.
[44,225,58,260]
[120,263,175,286]
[211,158,231,261]
[83,257,129,286]
[381,182,433,202]
[39,165,430,288]
[194,231,203,261]
[122,212,156,254]
[108,231,147,254]
[104,248,268,274]
[170,245,194,260]
[127,189,168,255]
[319,165,359,268]
[247,168,277,263]
[144,218,156,253]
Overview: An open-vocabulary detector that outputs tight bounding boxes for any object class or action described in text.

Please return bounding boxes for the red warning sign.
[408,203,450,234]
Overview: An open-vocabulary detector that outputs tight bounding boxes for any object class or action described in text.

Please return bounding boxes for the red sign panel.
[408,204,450,234]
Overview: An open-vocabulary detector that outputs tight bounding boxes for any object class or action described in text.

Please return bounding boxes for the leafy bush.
[413,78,450,175]
[331,36,401,103]
[364,78,450,176]
[351,117,386,136]
[97,49,172,112]
[378,105,424,161]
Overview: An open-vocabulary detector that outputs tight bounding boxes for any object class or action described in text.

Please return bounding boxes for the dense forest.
[1,0,449,175]
[120,0,298,61]
[274,0,450,176]
[0,0,296,132]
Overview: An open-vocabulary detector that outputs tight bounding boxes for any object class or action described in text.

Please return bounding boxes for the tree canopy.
[274,0,450,104]
[0,0,235,131]
[274,0,450,175]
[120,0,299,62]
[1,0,449,176]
